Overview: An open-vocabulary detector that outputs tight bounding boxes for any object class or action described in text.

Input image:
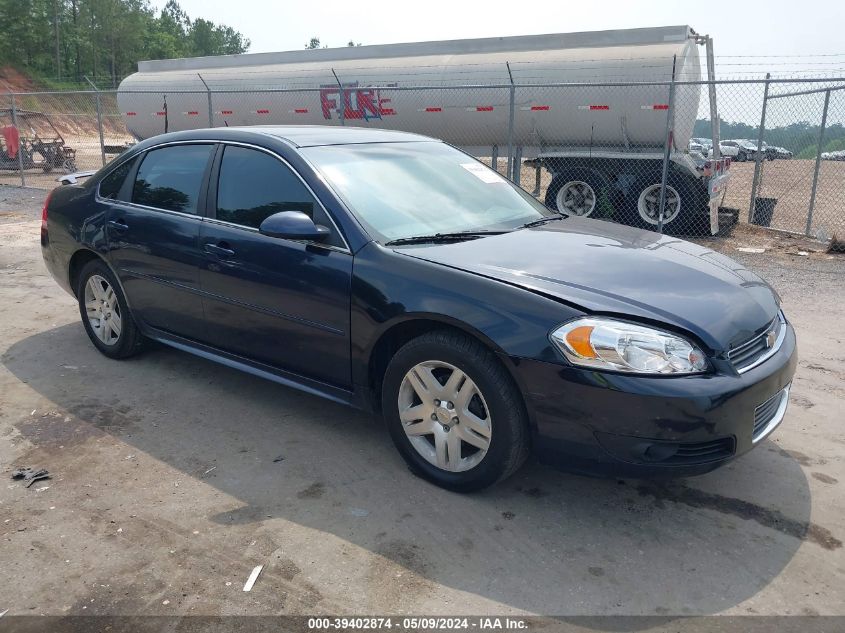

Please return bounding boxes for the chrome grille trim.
[752,384,790,444]
[730,312,787,374]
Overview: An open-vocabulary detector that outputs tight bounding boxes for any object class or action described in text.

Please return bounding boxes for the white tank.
[117,25,702,150]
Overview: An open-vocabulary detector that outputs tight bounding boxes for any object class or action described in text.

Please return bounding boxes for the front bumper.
[512,322,797,477]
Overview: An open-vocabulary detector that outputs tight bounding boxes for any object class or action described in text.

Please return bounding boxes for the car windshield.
[301,141,554,243]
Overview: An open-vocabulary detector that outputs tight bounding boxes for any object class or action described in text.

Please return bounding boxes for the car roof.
[123,126,440,159]
[222,125,434,148]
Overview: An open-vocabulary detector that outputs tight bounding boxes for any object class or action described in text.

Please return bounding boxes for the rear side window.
[133,144,213,214]
[216,146,316,228]
[98,158,134,200]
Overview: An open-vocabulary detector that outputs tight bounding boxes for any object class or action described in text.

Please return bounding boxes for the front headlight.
[550,318,709,375]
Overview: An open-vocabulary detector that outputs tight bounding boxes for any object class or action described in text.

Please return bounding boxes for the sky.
[150,0,845,78]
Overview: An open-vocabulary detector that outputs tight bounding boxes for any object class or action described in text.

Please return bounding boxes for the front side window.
[301,141,551,243]
[216,146,317,229]
[132,144,213,214]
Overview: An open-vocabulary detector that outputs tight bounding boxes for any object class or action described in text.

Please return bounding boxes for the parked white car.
[709,140,760,162]
[691,137,713,153]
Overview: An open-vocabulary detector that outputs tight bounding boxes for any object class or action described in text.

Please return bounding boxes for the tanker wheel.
[621,175,707,235]
[545,170,608,218]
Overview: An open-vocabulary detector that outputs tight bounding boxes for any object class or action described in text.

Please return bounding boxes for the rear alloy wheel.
[77,259,145,359]
[637,182,682,227]
[382,330,529,492]
[84,274,123,346]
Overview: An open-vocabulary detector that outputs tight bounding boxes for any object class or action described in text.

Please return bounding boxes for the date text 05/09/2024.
[307,617,529,630]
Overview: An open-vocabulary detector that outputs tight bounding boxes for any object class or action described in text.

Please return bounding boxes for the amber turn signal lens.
[565,325,596,358]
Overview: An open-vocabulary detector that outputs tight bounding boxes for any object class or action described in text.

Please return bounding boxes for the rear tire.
[621,175,708,235]
[381,330,529,492]
[77,259,145,359]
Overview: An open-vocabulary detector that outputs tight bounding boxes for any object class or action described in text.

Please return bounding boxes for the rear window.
[132,144,213,214]
[98,159,134,200]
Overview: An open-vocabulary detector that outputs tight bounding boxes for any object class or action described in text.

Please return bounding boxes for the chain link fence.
[2,78,844,242]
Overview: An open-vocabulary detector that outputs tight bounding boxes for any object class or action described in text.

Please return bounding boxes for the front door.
[198,144,353,388]
[105,143,214,336]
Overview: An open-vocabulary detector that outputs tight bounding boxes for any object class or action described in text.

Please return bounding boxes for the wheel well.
[67,249,102,297]
[547,165,611,187]
[367,320,509,415]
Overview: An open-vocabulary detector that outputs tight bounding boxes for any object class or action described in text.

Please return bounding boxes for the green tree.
[0,0,250,86]
[189,18,249,56]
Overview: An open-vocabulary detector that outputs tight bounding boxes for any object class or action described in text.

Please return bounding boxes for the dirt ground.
[0,185,844,620]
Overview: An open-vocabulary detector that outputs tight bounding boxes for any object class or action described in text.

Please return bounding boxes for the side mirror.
[259,211,330,241]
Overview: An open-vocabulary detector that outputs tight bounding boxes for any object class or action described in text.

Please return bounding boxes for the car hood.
[397,218,779,352]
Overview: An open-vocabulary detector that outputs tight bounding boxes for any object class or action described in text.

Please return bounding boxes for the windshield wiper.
[385,230,507,246]
[520,213,565,229]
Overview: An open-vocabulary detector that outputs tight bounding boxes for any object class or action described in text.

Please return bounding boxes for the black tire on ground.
[736,151,748,162]
[381,330,530,492]
[76,258,145,359]
[544,169,610,217]
[620,174,709,236]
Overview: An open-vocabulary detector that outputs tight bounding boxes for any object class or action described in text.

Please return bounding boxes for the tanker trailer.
[117,25,730,234]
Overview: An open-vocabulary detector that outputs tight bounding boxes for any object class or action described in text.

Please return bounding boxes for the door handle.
[107,219,129,232]
[204,243,236,258]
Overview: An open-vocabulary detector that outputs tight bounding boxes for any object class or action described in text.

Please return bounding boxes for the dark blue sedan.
[40,126,796,491]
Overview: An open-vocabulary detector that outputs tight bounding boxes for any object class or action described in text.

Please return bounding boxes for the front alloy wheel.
[556,180,597,217]
[382,330,529,492]
[398,360,492,472]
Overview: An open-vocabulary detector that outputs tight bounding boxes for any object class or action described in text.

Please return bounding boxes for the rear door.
[105,143,215,336]
[198,144,353,388]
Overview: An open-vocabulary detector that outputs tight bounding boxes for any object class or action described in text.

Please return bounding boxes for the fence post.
[197,73,214,128]
[806,88,831,237]
[331,68,345,126]
[85,76,106,166]
[657,56,677,234]
[705,36,720,160]
[506,62,515,181]
[10,94,26,187]
[748,73,771,223]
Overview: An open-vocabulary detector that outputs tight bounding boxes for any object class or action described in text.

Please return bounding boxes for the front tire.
[381,330,529,492]
[77,259,145,359]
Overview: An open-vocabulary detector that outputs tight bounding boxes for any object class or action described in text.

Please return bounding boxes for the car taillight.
[41,190,53,242]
